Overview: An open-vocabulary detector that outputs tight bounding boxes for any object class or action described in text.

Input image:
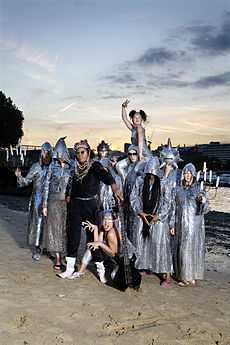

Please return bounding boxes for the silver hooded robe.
[175,164,209,281]
[17,142,52,248]
[43,137,72,254]
[130,157,175,273]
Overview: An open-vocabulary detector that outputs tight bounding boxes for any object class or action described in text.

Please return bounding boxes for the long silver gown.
[43,138,72,254]
[17,162,50,247]
[123,161,141,246]
[175,183,209,281]
[43,160,72,254]
[130,173,175,273]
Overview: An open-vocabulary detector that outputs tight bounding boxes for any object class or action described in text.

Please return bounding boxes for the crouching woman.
[69,210,120,283]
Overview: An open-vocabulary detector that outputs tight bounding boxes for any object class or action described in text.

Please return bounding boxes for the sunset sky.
[1,0,230,150]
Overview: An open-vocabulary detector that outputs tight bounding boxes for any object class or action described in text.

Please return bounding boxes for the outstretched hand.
[122,99,130,108]
[82,220,98,232]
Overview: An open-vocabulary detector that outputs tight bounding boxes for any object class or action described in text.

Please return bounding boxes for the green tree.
[0,90,24,147]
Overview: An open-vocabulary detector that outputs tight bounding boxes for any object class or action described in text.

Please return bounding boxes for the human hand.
[150,214,159,224]
[196,194,206,204]
[87,241,100,251]
[170,228,175,236]
[122,99,130,108]
[139,212,150,225]
[82,220,98,232]
[43,207,48,217]
[114,189,124,203]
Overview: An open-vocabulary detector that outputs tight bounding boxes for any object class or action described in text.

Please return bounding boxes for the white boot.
[95,262,106,284]
[57,257,76,279]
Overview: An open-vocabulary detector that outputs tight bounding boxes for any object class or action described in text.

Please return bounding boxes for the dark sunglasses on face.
[76,150,87,155]
[128,152,137,156]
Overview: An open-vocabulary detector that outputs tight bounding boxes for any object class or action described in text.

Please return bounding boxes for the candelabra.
[5,145,27,167]
[196,161,220,200]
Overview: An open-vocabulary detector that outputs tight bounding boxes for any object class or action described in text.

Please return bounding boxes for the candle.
[196,170,201,182]
[204,170,207,182]
[209,170,212,184]
[200,181,204,191]
[6,148,9,161]
[10,145,13,156]
[216,176,220,188]
[203,162,206,171]
[20,153,24,166]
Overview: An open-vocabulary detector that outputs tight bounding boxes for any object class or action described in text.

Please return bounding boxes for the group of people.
[16,100,209,289]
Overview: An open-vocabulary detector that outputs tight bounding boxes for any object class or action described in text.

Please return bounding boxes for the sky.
[1,0,230,150]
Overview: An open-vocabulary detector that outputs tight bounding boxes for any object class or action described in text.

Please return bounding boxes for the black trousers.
[67,198,99,258]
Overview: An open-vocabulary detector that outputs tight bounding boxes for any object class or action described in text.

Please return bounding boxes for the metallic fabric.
[43,161,72,253]
[175,183,209,281]
[130,173,175,273]
[131,127,152,157]
[17,162,50,247]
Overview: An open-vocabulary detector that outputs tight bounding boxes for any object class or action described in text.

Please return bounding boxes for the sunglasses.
[76,150,87,155]
[128,152,137,156]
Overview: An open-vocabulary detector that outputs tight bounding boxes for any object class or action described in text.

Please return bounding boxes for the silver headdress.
[127,144,138,153]
[144,156,160,176]
[53,137,70,163]
[159,138,182,169]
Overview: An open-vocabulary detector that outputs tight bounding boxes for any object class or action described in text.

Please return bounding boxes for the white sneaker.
[68,271,85,280]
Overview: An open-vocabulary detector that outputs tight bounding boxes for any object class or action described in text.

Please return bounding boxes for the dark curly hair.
[129,109,147,122]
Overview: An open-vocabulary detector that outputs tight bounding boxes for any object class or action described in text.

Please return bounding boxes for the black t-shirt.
[70,161,115,198]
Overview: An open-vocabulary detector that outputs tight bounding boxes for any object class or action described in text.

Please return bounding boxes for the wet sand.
[0,199,230,345]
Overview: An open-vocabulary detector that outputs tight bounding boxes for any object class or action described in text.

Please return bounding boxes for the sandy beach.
[0,194,230,345]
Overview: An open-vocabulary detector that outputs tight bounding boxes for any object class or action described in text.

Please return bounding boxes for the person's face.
[184,171,193,185]
[41,151,52,165]
[110,157,118,167]
[149,173,155,181]
[132,112,142,126]
[103,215,113,231]
[76,148,89,164]
[98,149,108,159]
[128,150,138,163]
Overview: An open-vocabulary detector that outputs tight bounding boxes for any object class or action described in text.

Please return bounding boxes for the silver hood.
[52,137,70,163]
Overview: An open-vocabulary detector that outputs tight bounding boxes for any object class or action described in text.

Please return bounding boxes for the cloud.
[136,47,185,65]
[61,95,82,101]
[187,12,230,55]
[0,38,56,72]
[193,71,230,88]
[59,103,76,112]
[104,73,136,84]
[101,95,123,99]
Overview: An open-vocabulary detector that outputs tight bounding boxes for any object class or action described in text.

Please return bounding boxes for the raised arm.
[137,125,144,160]
[121,99,132,130]
[15,163,38,187]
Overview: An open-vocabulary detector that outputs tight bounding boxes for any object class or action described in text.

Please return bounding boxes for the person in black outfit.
[58,139,123,278]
